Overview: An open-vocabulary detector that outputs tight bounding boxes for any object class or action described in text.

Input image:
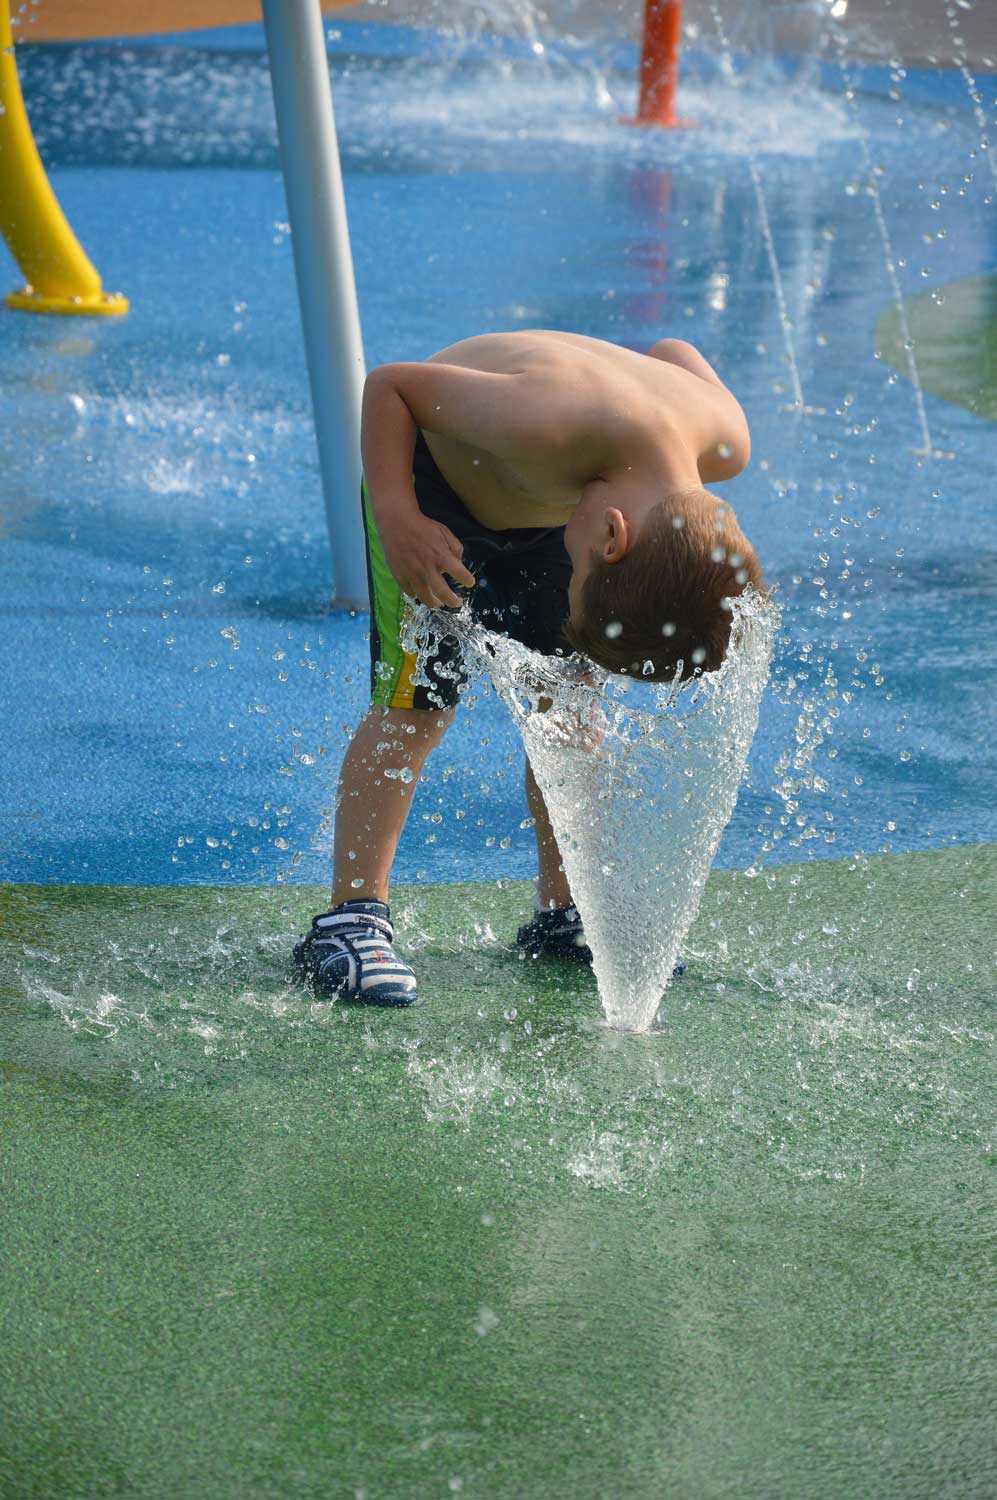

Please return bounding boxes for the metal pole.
[261,0,369,610]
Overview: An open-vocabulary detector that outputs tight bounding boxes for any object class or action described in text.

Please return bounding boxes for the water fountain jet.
[408,591,778,1033]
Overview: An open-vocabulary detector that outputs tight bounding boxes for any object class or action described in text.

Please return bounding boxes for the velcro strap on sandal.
[313,910,394,942]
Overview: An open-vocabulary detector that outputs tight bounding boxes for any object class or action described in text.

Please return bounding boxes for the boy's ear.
[602,507,630,565]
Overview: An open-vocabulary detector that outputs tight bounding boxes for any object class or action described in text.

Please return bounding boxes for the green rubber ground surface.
[2,847,995,1499]
[876,272,997,420]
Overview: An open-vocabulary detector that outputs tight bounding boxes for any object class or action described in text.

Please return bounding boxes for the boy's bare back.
[415,330,751,531]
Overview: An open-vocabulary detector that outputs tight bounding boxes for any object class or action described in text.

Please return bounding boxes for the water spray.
[407,593,778,1033]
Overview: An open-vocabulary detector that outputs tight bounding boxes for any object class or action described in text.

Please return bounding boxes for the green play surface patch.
[875,272,997,420]
[2,847,995,1499]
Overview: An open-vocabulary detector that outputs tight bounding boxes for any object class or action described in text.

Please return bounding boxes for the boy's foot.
[293,900,418,1006]
[516,904,686,976]
[516,904,591,962]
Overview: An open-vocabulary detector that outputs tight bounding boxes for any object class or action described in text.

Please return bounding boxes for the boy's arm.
[363,361,586,472]
[360,368,477,609]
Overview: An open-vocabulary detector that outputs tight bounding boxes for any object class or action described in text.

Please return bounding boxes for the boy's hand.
[382,513,476,609]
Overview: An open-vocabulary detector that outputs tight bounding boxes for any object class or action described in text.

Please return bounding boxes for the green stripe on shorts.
[362,478,411,707]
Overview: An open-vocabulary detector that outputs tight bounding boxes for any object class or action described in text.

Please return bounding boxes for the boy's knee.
[363,704,454,738]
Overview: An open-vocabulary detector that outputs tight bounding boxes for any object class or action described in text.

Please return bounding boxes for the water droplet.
[473,1306,499,1337]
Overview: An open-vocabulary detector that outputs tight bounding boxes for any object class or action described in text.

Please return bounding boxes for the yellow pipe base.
[5,285,129,316]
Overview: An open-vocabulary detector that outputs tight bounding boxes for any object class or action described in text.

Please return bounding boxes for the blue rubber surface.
[1,23,994,886]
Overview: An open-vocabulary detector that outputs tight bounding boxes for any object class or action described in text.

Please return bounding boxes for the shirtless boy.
[293,331,762,1005]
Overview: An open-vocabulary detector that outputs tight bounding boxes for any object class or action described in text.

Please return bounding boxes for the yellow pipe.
[0,0,126,315]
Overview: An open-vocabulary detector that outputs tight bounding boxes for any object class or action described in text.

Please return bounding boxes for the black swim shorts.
[362,428,573,710]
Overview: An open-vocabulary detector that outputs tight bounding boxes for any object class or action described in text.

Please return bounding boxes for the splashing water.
[833,39,935,457]
[407,591,779,1032]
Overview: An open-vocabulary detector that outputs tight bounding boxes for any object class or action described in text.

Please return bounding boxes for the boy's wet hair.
[563,490,764,681]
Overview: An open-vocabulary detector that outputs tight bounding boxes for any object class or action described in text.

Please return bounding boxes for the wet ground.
[2,845,994,1497]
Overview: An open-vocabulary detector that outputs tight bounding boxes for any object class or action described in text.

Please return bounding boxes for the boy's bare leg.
[334,711,571,913]
[331,706,454,907]
[525,757,573,911]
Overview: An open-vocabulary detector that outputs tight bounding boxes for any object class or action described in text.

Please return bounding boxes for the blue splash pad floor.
[1,24,995,888]
[2,845,995,1498]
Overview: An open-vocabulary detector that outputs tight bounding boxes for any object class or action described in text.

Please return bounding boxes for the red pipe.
[635,0,684,127]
